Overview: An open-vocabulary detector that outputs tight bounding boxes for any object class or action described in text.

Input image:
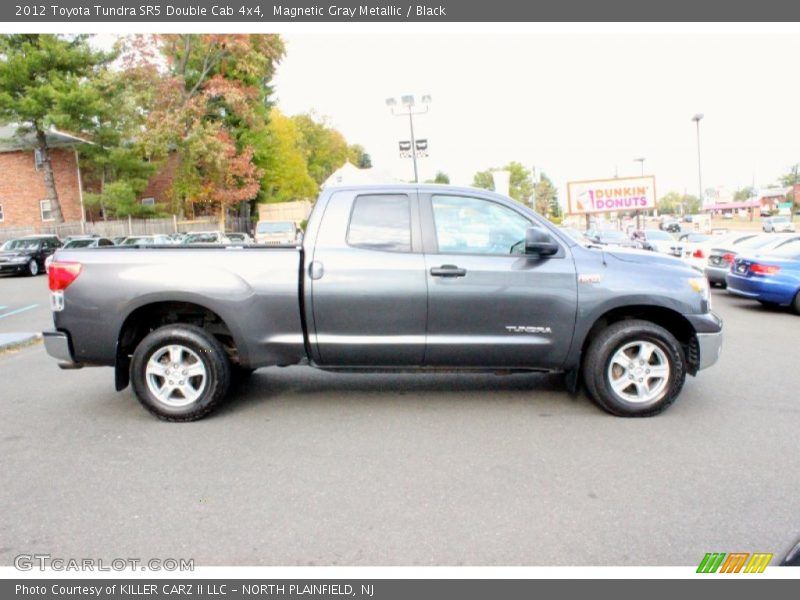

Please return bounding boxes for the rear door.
[421,192,578,369]
[308,189,428,366]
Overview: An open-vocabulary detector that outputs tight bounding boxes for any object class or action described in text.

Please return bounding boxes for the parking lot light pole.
[386,95,431,183]
[634,157,645,227]
[692,113,704,210]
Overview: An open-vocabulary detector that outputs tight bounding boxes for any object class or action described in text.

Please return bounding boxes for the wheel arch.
[575,304,700,376]
[115,300,244,391]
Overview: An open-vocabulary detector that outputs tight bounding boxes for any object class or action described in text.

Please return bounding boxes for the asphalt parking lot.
[0,273,798,566]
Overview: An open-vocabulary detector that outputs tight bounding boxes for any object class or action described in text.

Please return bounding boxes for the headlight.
[689,276,711,308]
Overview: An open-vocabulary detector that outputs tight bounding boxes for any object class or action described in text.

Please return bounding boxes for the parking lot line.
[0,304,39,319]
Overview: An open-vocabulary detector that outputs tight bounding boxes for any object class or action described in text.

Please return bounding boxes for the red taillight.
[722,253,735,264]
[693,248,705,258]
[750,263,781,275]
[48,261,82,291]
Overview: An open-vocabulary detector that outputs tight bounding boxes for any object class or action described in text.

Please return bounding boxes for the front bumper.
[0,262,27,274]
[696,331,723,370]
[43,330,83,369]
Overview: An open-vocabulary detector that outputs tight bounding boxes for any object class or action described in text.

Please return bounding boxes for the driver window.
[431,195,530,255]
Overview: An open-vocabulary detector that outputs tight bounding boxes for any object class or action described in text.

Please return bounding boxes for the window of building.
[346,194,411,252]
[40,200,54,222]
[34,148,45,170]
[141,197,155,206]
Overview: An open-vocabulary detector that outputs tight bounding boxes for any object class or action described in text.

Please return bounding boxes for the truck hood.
[604,247,689,269]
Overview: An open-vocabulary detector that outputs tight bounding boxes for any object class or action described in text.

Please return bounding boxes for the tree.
[293,113,370,185]
[658,192,700,215]
[260,108,317,203]
[534,172,558,216]
[0,34,113,223]
[348,144,372,169]
[426,171,450,184]
[134,34,285,222]
[733,187,755,201]
[471,162,534,206]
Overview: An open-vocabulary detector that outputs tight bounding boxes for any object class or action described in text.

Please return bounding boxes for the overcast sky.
[271,32,800,202]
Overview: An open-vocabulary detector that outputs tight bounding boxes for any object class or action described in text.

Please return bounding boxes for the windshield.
[683,234,710,243]
[737,235,783,250]
[645,230,673,241]
[4,239,41,250]
[122,237,151,245]
[257,222,294,234]
[65,239,95,248]
[771,216,789,223]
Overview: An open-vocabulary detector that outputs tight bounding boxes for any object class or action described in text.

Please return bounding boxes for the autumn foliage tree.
[128,34,285,224]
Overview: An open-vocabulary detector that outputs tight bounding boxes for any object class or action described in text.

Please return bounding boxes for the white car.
[181,231,232,245]
[637,229,684,258]
[762,216,796,233]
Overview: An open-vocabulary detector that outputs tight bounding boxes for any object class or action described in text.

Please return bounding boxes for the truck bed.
[52,245,307,368]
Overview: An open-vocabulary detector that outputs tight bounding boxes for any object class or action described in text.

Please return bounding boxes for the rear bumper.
[43,330,83,369]
[726,273,796,305]
[704,264,730,284]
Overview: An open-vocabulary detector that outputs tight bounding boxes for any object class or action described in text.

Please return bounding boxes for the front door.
[421,193,578,369]
[309,190,428,366]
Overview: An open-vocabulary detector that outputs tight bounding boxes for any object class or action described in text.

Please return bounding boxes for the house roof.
[0,124,90,153]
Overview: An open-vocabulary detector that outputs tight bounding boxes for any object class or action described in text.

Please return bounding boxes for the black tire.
[793,292,800,316]
[26,259,39,276]
[130,324,231,421]
[758,299,779,308]
[583,320,686,417]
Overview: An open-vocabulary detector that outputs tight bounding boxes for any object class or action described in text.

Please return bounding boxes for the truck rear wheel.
[130,325,231,421]
[583,320,686,417]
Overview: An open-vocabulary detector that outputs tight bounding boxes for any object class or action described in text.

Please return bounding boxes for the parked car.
[635,229,684,258]
[225,232,252,243]
[111,236,128,245]
[677,233,712,269]
[705,233,800,287]
[182,231,231,245]
[254,220,299,245]
[762,216,796,233]
[0,235,61,276]
[44,184,721,422]
[726,238,800,312]
[585,229,640,248]
[45,236,115,273]
[120,235,174,246]
[659,218,681,233]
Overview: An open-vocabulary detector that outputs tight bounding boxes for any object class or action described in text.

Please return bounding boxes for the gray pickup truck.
[44,184,722,421]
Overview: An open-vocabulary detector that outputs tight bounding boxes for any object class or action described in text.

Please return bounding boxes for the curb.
[0,332,43,353]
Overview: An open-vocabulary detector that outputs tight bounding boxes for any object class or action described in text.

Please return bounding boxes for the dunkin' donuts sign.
[567,176,656,215]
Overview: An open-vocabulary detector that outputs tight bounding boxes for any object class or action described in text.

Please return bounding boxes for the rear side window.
[347,194,411,252]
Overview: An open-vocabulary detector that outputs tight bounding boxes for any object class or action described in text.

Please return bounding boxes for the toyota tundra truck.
[43,184,722,421]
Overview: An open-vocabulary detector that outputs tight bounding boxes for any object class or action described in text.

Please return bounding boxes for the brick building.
[0,124,88,231]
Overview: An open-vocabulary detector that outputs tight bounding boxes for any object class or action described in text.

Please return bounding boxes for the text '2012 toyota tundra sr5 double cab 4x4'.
[44,185,722,421]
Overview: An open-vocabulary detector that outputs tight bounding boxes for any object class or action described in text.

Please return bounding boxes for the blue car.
[726,238,800,313]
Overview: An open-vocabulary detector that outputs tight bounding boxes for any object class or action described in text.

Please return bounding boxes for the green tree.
[425,171,450,184]
[348,144,372,169]
[471,162,534,206]
[658,192,700,215]
[260,108,317,203]
[0,34,113,223]
[733,186,755,201]
[535,172,558,216]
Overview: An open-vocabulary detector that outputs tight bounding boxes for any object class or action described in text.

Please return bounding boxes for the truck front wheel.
[583,320,686,417]
[130,325,231,421]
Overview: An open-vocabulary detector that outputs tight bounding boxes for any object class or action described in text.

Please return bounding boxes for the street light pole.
[386,95,431,184]
[692,113,704,210]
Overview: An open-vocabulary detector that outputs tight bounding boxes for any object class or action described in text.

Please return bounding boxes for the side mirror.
[525,227,559,256]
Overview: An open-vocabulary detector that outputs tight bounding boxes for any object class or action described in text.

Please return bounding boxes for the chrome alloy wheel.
[607,341,670,404]
[145,344,207,407]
